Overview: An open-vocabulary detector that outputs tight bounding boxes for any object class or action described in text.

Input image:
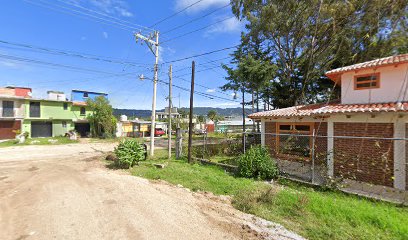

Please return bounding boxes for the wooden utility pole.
[242,87,246,149]
[187,61,195,164]
[168,65,173,159]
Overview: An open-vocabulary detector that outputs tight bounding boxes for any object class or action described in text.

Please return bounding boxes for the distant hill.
[113,107,254,119]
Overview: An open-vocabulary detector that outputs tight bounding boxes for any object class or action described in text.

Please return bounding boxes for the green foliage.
[207,110,217,121]
[131,151,408,240]
[87,96,117,138]
[237,145,279,180]
[225,0,408,109]
[114,139,146,168]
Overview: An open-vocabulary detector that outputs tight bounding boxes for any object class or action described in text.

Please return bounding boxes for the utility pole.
[168,65,172,159]
[135,31,159,156]
[187,61,195,164]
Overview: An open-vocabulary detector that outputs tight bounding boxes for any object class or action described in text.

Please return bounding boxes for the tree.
[207,110,218,121]
[229,0,407,109]
[87,96,117,138]
[197,115,205,123]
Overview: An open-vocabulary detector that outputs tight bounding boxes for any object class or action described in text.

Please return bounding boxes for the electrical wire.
[24,0,154,33]
[0,39,151,68]
[161,16,235,44]
[163,45,239,64]
[149,0,204,28]
[55,0,154,31]
[161,3,231,35]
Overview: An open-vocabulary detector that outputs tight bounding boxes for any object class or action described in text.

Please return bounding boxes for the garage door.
[31,122,52,138]
[0,121,20,139]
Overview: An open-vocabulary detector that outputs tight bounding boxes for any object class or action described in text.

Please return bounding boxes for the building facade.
[250,54,408,190]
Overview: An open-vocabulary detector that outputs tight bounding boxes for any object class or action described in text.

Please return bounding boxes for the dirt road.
[0,142,303,240]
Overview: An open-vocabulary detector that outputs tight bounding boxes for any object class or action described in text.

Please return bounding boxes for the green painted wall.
[22,120,74,137]
[25,100,73,120]
[71,105,93,121]
[23,100,92,138]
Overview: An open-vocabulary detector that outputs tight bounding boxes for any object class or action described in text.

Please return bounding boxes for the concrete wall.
[0,99,25,118]
[341,63,408,104]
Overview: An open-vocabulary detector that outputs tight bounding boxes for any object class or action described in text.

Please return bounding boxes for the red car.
[154,128,165,137]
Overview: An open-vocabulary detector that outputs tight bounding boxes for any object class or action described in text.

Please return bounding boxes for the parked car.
[194,129,207,135]
[154,128,165,137]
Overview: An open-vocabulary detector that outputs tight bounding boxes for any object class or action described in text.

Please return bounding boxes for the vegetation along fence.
[183,131,408,193]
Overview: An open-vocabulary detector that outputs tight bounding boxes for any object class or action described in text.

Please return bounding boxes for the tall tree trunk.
[256,91,260,132]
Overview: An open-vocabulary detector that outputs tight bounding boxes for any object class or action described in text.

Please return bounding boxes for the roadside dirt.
[0,142,303,240]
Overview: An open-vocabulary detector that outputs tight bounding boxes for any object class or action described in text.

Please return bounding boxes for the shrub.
[237,145,279,180]
[114,139,146,168]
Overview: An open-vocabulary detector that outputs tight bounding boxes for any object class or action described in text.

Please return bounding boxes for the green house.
[22,98,92,138]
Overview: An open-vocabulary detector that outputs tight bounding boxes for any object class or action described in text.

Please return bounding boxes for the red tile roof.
[249,101,408,119]
[326,53,408,81]
[73,101,87,106]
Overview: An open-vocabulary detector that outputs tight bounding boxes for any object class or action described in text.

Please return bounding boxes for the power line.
[163,45,239,64]
[55,0,154,31]
[0,53,115,75]
[149,0,204,28]
[161,3,231,35]
[161,16,235,44]
[24,0,154,33]
[0,39,151,68]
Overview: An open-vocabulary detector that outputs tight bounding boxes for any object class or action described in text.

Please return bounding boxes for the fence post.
[243,132,246,154]
[175,128,182,159]
[311,129,316,184]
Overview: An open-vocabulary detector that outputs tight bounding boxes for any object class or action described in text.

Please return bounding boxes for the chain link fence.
[180,131,407,193]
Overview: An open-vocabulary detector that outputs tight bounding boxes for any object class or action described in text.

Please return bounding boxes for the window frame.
[83,92,89,98]
[80,107,86,116]
[2,100,14,117]
[29,101,41,118]
[354,73,380,90]
[276,122,314,157]
[63,102,68,110]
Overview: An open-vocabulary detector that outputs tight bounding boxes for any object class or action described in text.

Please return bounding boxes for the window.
[354,73,380,90]
[277,123,313,157]
[62,121,67,128]
[63,102,68,110]
[83,92,89,98]
[80,107,86,116]
[29,102,41,118]
[2,101,14,117]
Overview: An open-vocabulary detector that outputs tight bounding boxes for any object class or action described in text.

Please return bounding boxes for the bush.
[114,139,146,168]
[237,145,279,180]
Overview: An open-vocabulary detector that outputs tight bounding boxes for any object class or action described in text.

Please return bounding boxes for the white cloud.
[206,17,243,35]
[206,88,216,93]
[80,36,87,41]
[175,0,230,13]
[102,31,109,39]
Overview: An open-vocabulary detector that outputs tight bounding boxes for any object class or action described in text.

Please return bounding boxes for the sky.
[0,0,244,110]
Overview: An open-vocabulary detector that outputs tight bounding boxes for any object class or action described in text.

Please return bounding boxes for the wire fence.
[180,131,407,193]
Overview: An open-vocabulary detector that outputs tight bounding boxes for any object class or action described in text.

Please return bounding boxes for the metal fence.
[180,131,407,192]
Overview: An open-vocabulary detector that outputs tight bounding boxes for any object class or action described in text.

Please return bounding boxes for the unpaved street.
[0,142,302,240]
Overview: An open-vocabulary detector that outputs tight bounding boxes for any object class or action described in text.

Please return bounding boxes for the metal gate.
[31,122,52,138]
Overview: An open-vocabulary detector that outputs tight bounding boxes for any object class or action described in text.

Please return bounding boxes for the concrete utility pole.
[187,61,195,164]
[135,31,160,156]
[168,65,173,159]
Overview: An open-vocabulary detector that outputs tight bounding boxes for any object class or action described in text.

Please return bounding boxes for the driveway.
[0,142,302,240]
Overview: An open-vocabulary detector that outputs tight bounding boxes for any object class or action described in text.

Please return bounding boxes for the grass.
[0,136,78,147]
[129,149,408,240]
